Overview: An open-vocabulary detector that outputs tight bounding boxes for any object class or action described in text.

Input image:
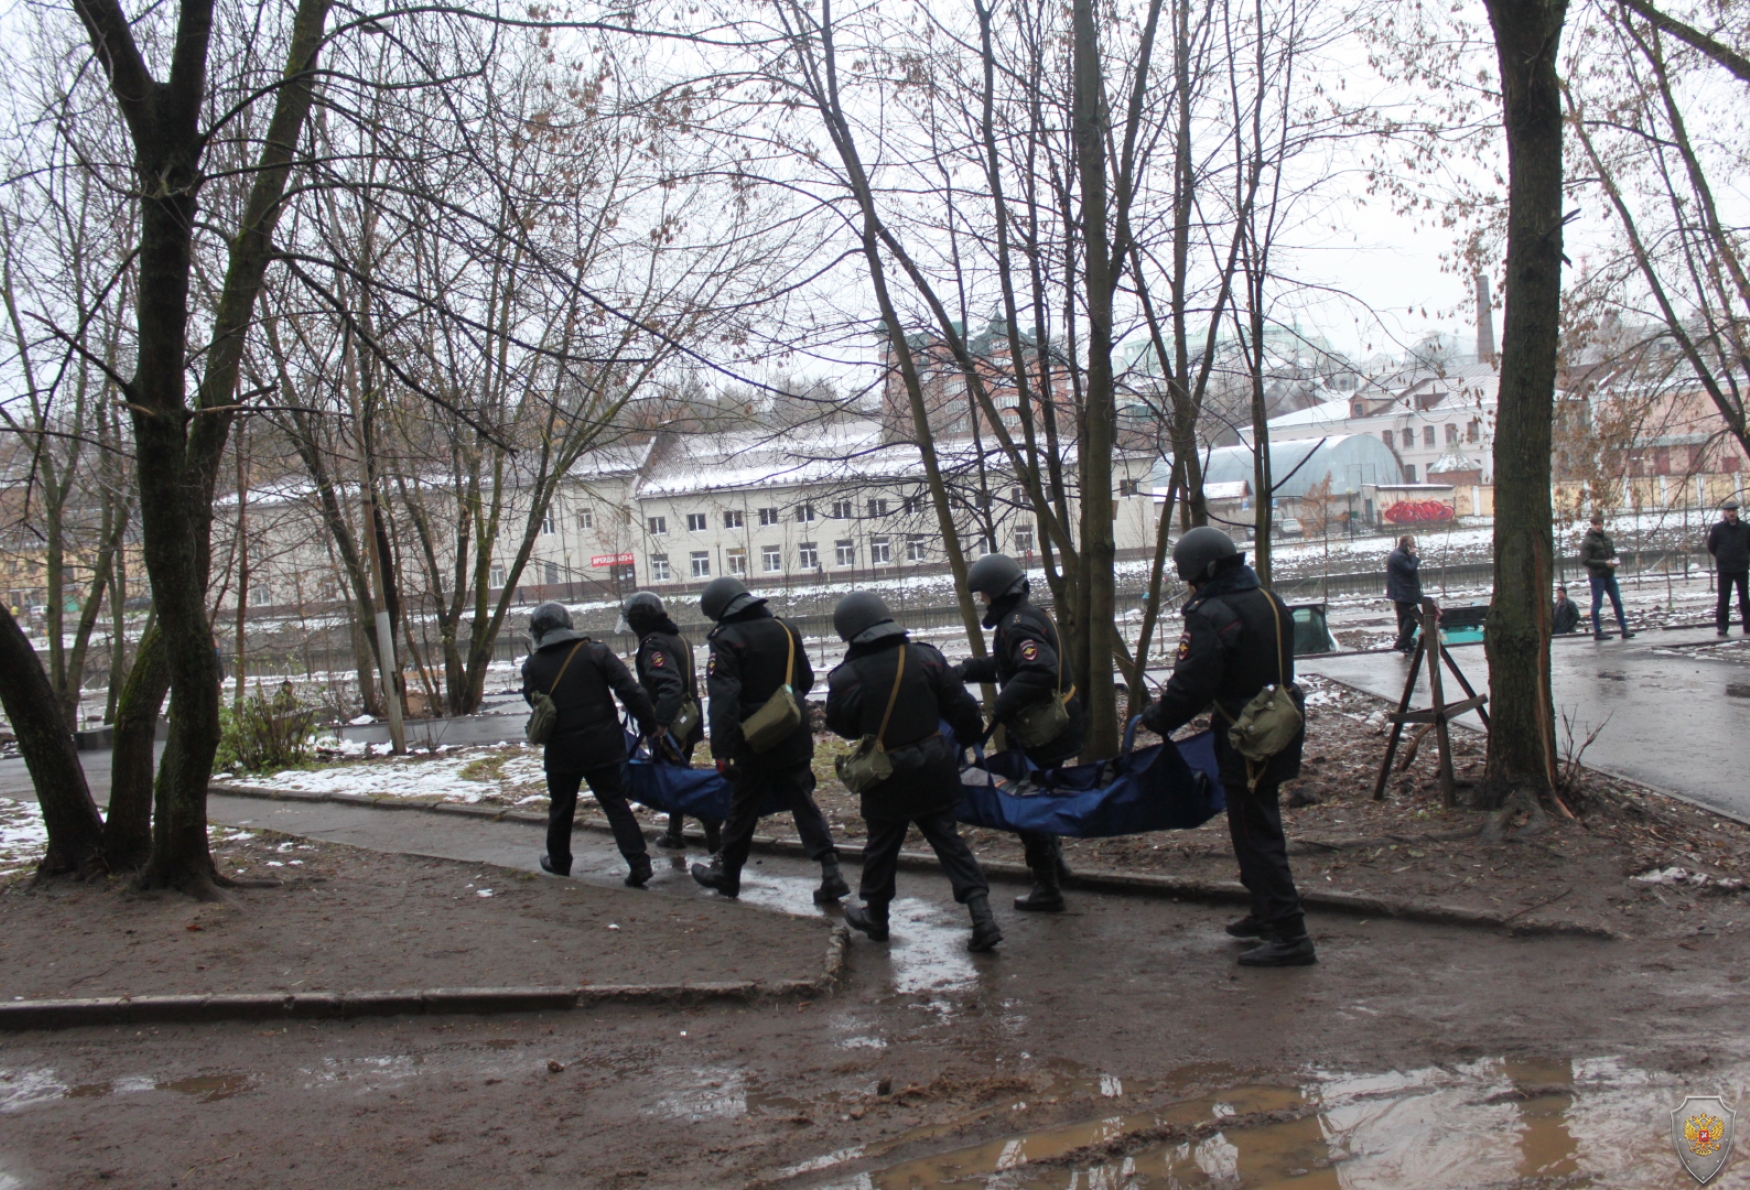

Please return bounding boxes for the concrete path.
[1304,625,1750,822]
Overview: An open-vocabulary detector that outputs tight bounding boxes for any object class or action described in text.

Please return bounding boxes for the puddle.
[807,1056,1749,1189]
[1,1069,249,1110]
[155,1074,250,1102]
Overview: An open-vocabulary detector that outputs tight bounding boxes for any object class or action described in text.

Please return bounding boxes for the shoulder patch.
[706,654,717,676]
[649,649,666,669]
[1176,631,1192,661]
[1018,640,1041,663]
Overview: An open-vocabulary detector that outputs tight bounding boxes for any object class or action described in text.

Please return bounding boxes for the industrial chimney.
[1475,273,1496,365]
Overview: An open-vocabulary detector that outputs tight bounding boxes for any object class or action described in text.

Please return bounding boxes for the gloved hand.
[949,660,968,683]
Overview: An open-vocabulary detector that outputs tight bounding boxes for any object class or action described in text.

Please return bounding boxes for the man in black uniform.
[689,577,849,903]
[521,602,659,888]
[1140,528,1315,967]
[825,592,1001,953]
[621,591,720,853]
[954,553,1082,913]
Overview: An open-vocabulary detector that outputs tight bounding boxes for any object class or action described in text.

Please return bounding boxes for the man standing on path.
[1386,536,1422,653]
[953,553,1083,913]
[825,592,1001,953]
[621,591,719,853]
[1580,512,1636,641]
[689,577,849,904]
[1140,527,1314,967]
[521,602,658,888]
[1707,501,1750,637]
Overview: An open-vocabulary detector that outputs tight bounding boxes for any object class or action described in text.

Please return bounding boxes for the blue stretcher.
[955,718,1226,837]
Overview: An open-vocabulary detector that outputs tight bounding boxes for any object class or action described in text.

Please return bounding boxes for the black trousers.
[1718,571,1750,632]
[859,810,989,906]
[718,761,836,875]
[546,763,648,867]
[1225,776,1305,936]
[1020,830,1063,878]
[1392,601,1420,650]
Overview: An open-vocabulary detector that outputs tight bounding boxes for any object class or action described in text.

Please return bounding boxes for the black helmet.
[529,601,577,647]
[833,591,906,645]
[621,591,666,634]
[700,576,763,622]
[966,552,1028,600]
[1172,526,1242,583]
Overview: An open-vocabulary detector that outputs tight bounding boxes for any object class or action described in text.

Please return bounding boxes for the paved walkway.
[1304,625,1750,822]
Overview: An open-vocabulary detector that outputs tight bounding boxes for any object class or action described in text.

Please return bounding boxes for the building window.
[980,531,998,555]
[795,503,816,523]
[576,508,594,530]
[835,539,855,566]
[870,536,891,564]
[650,554,671,581]
[647,515,667,536]
[1404,464,1418,483]
[1382,430,1394,450]
[544,560,560,585]
[690,551,710,578]
[1401,428,1415,449]
[1015,526,1035,553]
[903,495,922,515]
[1352,401,1366,417]
[761,545,783,572]
[686,512,707,532]
[726,547,747,575]
[798,542,819,569]
[1118,479,1141,497]
[867,498,889,518]
[758,507,780,526]
[1467,419,1481,443]
[1422,425,1436,447]
[541,511,555,535]
[490,565,505,588]
[1445,424,1459,445]
[906,535,929,562]
[723,509,744,529]
[831,499,854,520]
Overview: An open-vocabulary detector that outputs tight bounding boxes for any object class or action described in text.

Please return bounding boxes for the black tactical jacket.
[1141,565,1303,788]
[706,606,815,769]
[826,635,983,819]
[958,593,1083,765]
[635,617,704,753]
[522,638,656,773]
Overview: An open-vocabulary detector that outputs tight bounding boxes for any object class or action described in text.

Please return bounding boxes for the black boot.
[703,820,722,855]
[1225,914,1269,939]
[1013,863,1065,912]
[539,854,570,877]
[625,853,653,889]
[815,858,850,903]
[657,816,687,849]
[967,893,1002,952]
[690,858,739,898]
[843,901,889,941]
[1239,921,1317,967]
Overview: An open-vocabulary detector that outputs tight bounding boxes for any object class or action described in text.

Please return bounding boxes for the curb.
[0,925,849,1032]
[210,783,1613,939]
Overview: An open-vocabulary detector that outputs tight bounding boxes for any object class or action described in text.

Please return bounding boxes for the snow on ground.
[238,744,550,804]
[0,799,48,878]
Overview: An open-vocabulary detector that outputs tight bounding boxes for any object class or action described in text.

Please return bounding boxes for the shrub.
[216,685,318,774]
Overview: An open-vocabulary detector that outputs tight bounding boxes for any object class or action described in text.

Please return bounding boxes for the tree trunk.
[1481,0,1569,803]
[0,604,103,876]
[1071,0,1119,761]
[102,623,167,871]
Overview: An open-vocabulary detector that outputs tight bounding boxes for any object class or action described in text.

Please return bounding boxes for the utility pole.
[362,480,406,755]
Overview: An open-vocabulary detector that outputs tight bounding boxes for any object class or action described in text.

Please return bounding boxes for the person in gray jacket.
[1707,501,1750,637]
[1579,512,1635,641]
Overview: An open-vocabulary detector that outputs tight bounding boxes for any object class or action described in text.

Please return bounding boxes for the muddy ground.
[0,831,831,1001]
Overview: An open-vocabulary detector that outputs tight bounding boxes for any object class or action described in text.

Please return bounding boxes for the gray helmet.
[529,601,577,647]
[1172,526,1242,583]
[621,590,666,634]
[833,591,906,645]
[699,576,763,622]
[966,552,1028,601]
